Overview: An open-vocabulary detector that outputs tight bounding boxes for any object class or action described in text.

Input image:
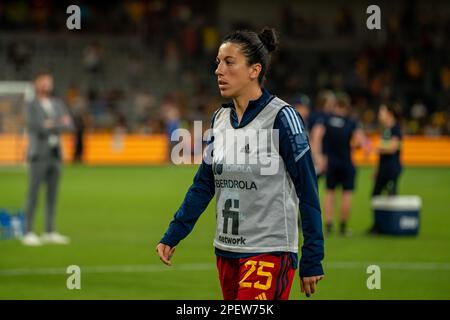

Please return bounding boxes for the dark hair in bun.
[258,27,278,52]
[222,27,279,84]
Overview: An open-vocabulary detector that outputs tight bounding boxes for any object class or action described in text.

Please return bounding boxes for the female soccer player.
[156,27,324,300]
[368,103,403,234]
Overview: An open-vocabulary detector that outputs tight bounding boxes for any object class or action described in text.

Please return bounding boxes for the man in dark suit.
[23,72,73,246]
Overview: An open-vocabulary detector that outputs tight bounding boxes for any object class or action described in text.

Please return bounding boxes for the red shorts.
[216,253,295,300]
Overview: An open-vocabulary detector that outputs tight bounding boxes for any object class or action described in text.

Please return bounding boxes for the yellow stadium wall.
[352,136,450,166]
[0,134,449,166]
[0,134,169,165]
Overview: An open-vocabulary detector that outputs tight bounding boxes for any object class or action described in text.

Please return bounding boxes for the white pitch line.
[1,261,450,277]
[0,263,214,276]
[326,261,450,270]
[0,167,27,173]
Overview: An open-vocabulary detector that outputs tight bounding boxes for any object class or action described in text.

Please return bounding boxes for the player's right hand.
[300,275,324,298]
[156,243,176,266]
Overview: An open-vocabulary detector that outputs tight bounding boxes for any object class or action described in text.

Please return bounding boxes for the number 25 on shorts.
[239,260,275,290]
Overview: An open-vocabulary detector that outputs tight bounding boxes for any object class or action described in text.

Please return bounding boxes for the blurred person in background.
[309,90,336,177]
[291,93,311,126]
[83,42,104,75]
[7,40,31,75]
[161,95,181,161]
[157,27,324,300]
[316,93,367,236]
[66,85,89,163]
[368,102,403,234]
[22,72,73,246]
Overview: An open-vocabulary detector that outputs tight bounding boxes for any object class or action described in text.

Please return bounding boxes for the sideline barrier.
[0,134,168,165]
[353,136,450,166]
[0,134,449,166]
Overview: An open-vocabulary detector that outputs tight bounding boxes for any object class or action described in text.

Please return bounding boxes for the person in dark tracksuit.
[368,103,403,234]
[292,93,311,126]
[315,93,367,236]
[309,90,336,178]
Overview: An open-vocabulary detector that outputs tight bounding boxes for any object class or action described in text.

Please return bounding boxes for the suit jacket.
[25,97,74,162]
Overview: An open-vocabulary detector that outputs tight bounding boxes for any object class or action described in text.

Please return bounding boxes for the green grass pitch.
[0,165,449,299]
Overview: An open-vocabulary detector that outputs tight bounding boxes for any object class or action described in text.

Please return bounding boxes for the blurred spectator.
[124,0,145,28]
[291,94,311,125]
[410,100,428,122]
[424,111,447,136]
[163,39,180,78]
[7,41,31,73]
[133,91,156,130]
[111,115,127,151]
[87,90,108,129]
[5,0,29,28]
[202,25,219,57]
[66,85,89,163]
[335,7,355,37]
[0,1,448,136]
[161,95,181,137]
[31,0,51,30]
[181,22,199,58]
[83,42,104,74]
[160,95,181,159]
[127,53,144,88]
[440,64,450,91]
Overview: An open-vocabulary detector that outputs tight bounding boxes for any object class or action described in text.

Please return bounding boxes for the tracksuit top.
[161,89,324,277]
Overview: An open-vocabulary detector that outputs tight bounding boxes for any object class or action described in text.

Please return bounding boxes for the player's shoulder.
[270,96,296,123]
[269,96,290,110]
[210,105,228,127]
[275,103,306,136]
[275,103,310,161]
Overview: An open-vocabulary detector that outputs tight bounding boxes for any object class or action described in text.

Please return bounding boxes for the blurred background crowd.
[0,0,449,139]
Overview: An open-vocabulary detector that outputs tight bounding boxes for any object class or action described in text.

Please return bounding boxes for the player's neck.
[233,85,262,124]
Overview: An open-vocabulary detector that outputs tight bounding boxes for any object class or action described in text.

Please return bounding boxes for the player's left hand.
[156,243,176,266]
[300,275,324,298]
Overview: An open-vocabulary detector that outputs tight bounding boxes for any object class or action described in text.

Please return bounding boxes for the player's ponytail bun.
[258,27,278,53]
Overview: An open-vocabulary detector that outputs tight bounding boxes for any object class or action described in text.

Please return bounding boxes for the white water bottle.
[11,216,23,239]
